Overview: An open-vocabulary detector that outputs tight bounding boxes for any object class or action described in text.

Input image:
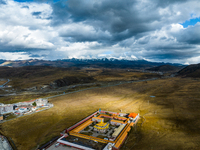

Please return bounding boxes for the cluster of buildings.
[46,109,140,150]
[0,98,53,121]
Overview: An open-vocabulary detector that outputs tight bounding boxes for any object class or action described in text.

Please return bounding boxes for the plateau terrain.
[0,62,199,150]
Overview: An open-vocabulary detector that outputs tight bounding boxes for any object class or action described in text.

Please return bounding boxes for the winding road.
[0,79,10,88]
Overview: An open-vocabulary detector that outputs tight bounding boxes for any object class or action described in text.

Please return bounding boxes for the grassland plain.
[0,77,200,150]
[0,68,160,104]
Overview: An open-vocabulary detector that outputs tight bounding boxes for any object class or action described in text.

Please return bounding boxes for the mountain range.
[0,59,183,69]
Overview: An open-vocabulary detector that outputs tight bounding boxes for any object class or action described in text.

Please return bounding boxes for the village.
[0,98,53,122]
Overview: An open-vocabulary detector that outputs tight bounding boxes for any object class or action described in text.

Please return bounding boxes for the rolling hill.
[146,65,183,72]
[178,63,200,78]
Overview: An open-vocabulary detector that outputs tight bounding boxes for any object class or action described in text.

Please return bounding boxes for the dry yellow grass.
[1,77,200,150]
[0,80,6,85]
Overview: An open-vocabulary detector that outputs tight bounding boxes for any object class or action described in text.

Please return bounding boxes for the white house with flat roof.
[36,98,48,106]
[0,104,14,115]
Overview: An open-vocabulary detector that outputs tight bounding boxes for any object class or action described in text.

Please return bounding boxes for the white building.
[92,117,104,122]
[31,107,37,111]
[0,104,14,115]
[103,143,115,150]
[112,124,125,138]
[18,107,29,113]
[36,98,48,106]
[110,120,125,126]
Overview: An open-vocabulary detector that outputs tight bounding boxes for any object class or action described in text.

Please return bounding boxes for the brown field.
[9,68,160,89]
[1,77,200,150]
[0,68,160,104]
[0,80,6,85]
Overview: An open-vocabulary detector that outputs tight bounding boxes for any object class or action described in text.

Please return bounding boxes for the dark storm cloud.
[52,0,161,43]
[138,37,151,45]
[29,54,41,57]
[60,31,110,42]
[174,24,200,44]
[150,44,195,50]
[52,0,198,45]
[0,46,46,52]
[154,0,189,8]
[13,0,193,45]
[32,11,42,16]
[144,49,199,60]
[50,1,70,25]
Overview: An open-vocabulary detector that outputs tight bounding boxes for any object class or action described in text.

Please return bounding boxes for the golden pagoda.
[93,120,109,133]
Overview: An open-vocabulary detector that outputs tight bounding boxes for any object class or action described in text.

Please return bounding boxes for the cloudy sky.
[0,0,200,64]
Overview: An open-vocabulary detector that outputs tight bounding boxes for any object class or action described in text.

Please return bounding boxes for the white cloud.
[0,52,30,60]
[0,0,200,64]
[0,0,55,51]
[0,24,54,49]
[1,0,52,27]
[170,24,184,32]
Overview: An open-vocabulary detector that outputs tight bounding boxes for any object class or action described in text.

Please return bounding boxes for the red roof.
[128,113,138,118]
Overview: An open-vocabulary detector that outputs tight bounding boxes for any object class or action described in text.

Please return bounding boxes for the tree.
[32,102,36,106]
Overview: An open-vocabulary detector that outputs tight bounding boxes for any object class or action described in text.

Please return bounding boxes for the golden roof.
[94,120,109,130]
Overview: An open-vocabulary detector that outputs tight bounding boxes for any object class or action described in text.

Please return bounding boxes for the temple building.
[93,120,109,133]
